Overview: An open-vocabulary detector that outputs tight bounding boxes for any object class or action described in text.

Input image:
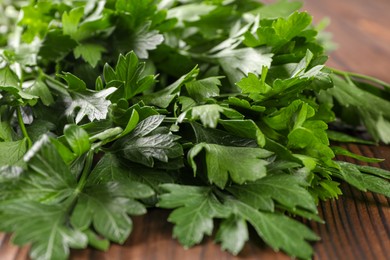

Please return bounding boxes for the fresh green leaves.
[335,162,390,197]
[130,24,164,59]
[326,74,390,144]
[224,197,319,259]
[227,172,317,212]
[0,202,88,260]
[0,139,27,167]
[215,216,248,255]
[141,66,199,108]
[57,73,116,123]
[159,184,230,247]
[251,0,303,19]
[0,133,155,258]
[188,143,272,188]
[185,76,221,102]
[244,11,312,50]
[216,47,273,84]
[104,51,156,101]
[115,115,183,167]
[159,183,319,259]
[74,44,106,68]
[18,3,54,42]
[66,87,116,123]
[0,137,82,259]
[71,182,147,244]
[179,104,242,128]
[62,7,84,38]
[0,66,38,105]
[1,1,390,259]
[64,124,90,156]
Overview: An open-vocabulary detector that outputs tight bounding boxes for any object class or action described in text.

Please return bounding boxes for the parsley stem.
[16,106,32,148]
[163,118,176,123]
[164,117,179,122]
[215,93,243,98]
[77,150,95,188]
[76,151,94,192]
[64,151,94,214]
[328,67,390,90]
[41,73,71,96]
[164,117,191,125]
[177,50,214,63]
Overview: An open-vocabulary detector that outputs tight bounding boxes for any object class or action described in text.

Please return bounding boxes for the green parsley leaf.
[130,23,164,59]
[327,74,390,144]
[142,66,199,108]
[335,162,390,197]
[327,130,376,145]
[0,119,13,142]
[0,66,19,87]
[224,197,319,259]
[105,51,156,101]
[188,143,273,188]
[0,67,38,105]
[251,0,303,19]
[190,122,258,147]
[25,79,54,106]
[185,76,221,102]
[215,47,273,84]
[246,11,312,50]
[0,138,27,167]
[219,119,266,147]
[179,104,243,129]
[215,216,249,255]
[74,43,106,68]
[0,202,87,260]
[57,72,116,123]
[227,172,317,212]
[67,87,116,123]
[89,152,172,194]
[62,7,84,39]
[332,146,384,163]
[236,72,271,95]
[115,115,183,167]
[64,124,91,156]
[70,182,146,244]
[355,164,390,179]
[39,30,78,62]
[158,184,230,247]
[2,1,390,259]
[18,3,54,42]
[0,136,84,259]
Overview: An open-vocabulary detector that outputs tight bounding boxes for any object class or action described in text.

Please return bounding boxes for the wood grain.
[1,0,389,259]
[302,0,390,83]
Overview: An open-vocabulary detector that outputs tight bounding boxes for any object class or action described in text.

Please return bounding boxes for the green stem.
[215,93,243,98]
[164,117,191,124]
[178,50,215,63]
[76,151,94,192]
[41,73,70,96]
[328,67,390,90]
[163,117,179,123]
[64,151,94,214]
[16,106,32,148]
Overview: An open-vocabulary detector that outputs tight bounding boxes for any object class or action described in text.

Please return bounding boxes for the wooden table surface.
[1,0,389,259]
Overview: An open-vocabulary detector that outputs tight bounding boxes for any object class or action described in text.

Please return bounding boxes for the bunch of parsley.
[0,0,389,259]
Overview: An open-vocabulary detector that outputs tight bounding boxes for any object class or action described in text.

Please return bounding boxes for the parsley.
[0,0,389,259]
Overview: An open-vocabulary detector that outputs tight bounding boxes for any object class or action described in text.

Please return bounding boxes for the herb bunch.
[0,0,389,259]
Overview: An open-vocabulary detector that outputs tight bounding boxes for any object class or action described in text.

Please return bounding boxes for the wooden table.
[1,0,389,259]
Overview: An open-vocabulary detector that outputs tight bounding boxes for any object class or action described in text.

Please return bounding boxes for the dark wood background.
[1,0,389,259]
